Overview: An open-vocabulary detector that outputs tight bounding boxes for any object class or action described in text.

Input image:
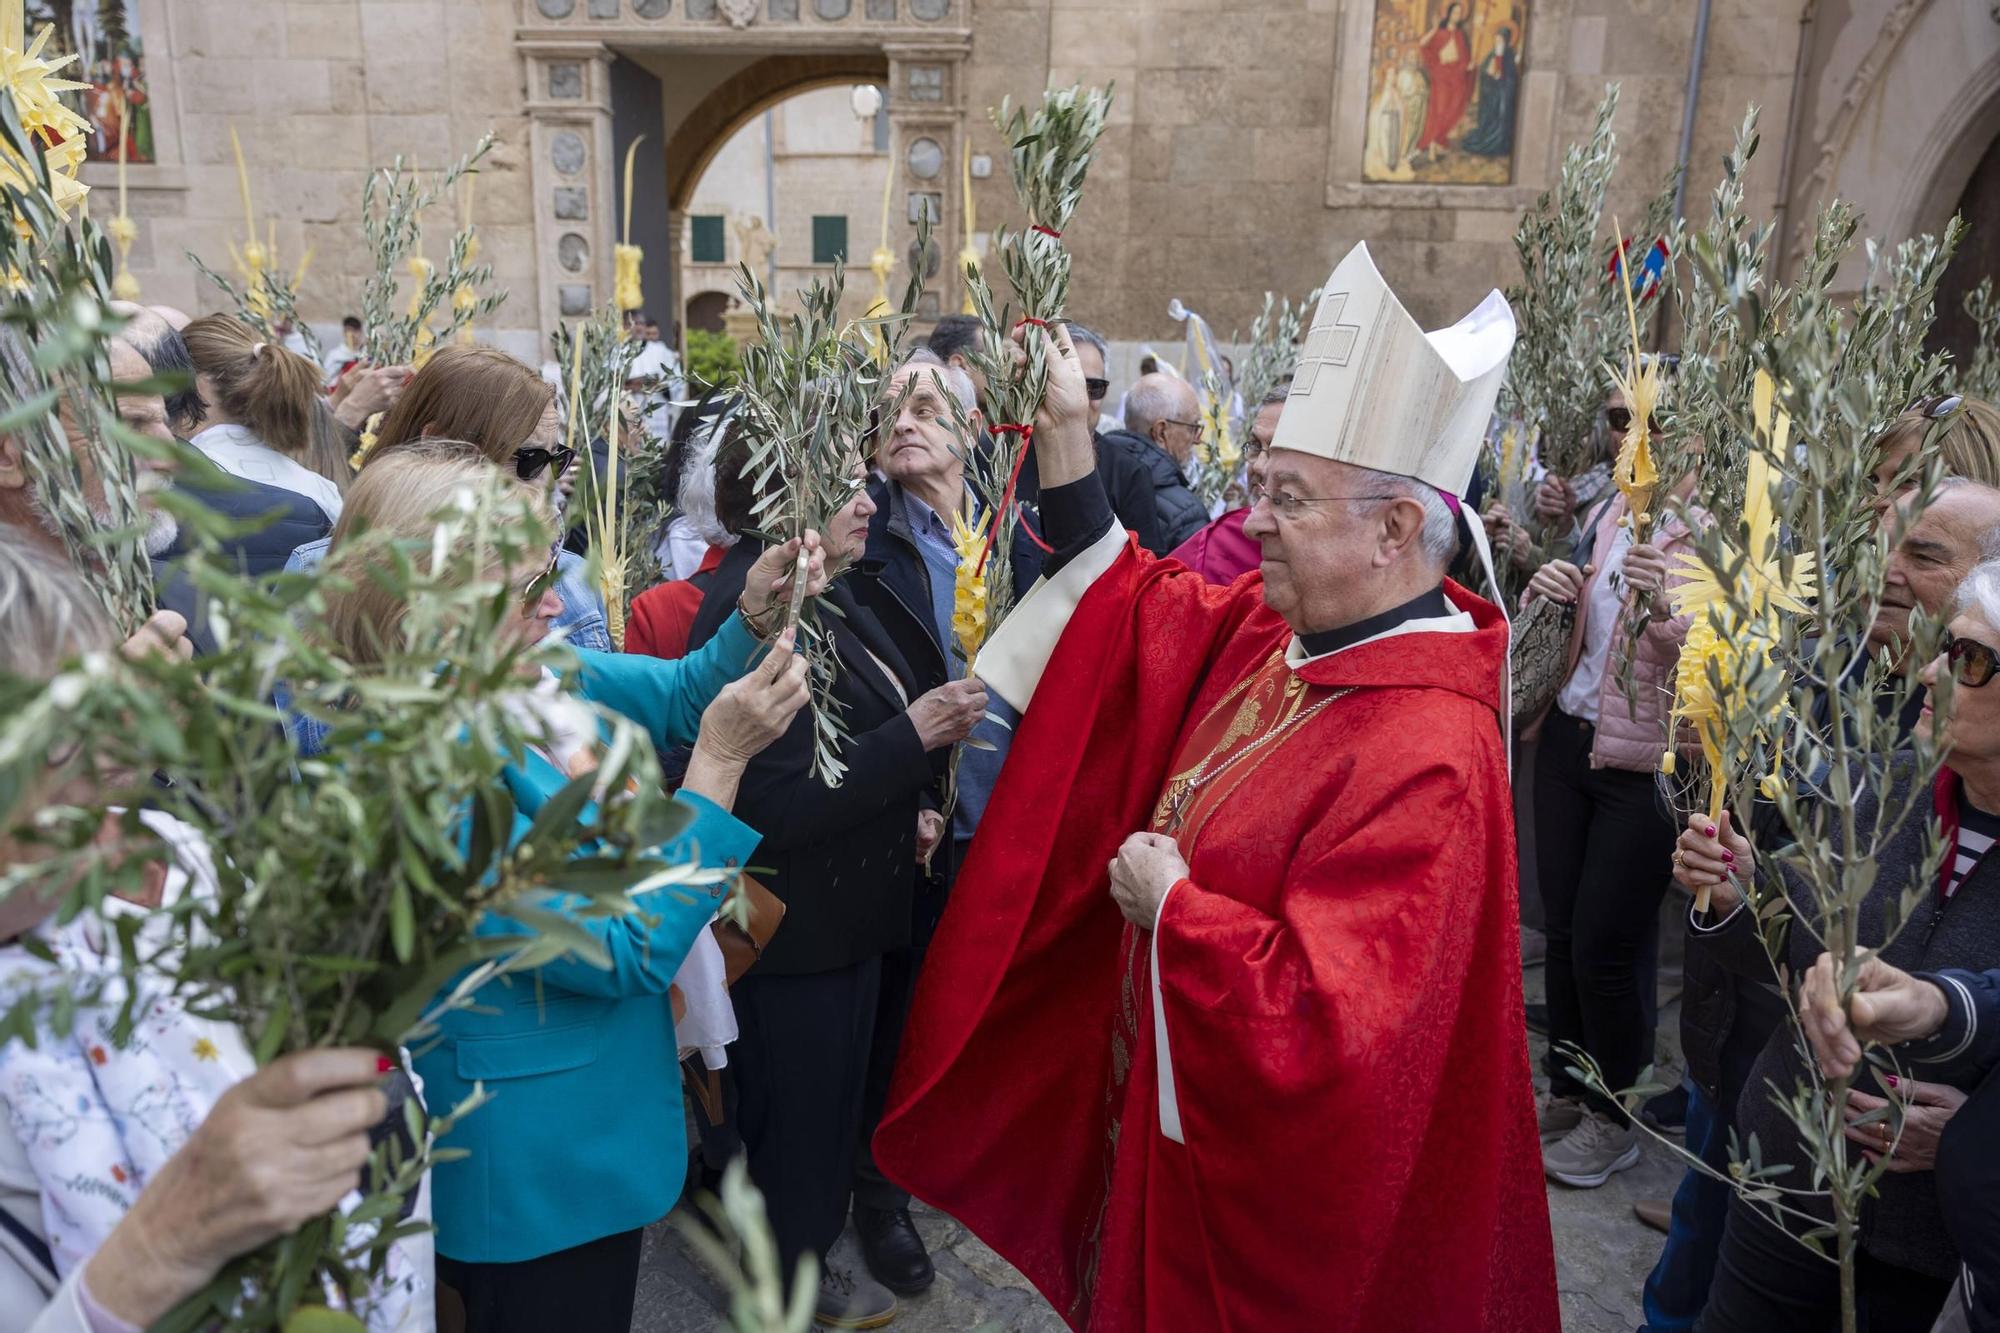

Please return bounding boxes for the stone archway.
[514,0,973,354]
[685,289,732,334]
[1928,129,2000,369]
[1780,0,2000,296]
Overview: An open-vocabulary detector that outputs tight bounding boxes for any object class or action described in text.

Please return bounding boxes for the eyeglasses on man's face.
[1163,418,1207,441]
[1248,481,1397,521]
[1084,377,1109,403]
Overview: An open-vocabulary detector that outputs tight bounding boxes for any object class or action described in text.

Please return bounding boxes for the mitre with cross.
[1271,241,1516,499]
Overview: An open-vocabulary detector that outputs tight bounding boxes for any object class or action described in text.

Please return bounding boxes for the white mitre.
[1270,242,1515,498]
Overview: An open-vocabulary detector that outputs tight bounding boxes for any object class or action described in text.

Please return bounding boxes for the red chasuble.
[876,541,1557,1332]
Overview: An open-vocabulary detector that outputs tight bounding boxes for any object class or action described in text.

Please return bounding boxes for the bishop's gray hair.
[895,348,978,418]
[0,524,116,678]
[1352,464,1459,569]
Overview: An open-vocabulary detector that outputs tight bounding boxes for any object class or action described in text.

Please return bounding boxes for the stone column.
[521,40,617,356]
[884,44,969,319]
[665,206,688,356]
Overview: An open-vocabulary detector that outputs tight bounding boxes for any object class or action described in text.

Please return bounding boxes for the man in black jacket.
[1099,371,1209,555]
[845,348,1019,1297]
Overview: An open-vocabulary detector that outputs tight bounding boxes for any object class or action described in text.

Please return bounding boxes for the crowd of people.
[6,204,2000,1333]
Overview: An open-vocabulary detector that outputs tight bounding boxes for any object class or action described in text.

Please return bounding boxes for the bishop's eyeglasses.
[1249,481,1398,521]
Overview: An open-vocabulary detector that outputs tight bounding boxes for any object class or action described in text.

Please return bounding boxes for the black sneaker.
[853,1205,935,1296]
[815,1263,897,1329]
[1640,1084,1689,1137]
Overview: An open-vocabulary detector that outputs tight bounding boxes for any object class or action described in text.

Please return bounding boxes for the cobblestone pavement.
[634,938,1686,1333]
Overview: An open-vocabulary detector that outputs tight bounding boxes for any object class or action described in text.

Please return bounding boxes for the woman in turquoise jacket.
[317,444,819,1332]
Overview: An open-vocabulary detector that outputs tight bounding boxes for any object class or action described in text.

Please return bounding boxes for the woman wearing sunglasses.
[1670,559,2000,1332]
[315,443,824,1333]
[1520,372,1706,1190]
[1870,395,2000,512]
[284,345,610,653]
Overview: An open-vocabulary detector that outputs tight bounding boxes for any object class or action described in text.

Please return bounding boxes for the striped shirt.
[1947,797,2000,899]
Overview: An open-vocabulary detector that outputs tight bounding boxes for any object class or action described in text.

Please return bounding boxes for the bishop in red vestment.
[876,246,1557,1331]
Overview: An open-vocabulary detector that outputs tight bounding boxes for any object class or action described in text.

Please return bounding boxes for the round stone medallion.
[906,136,943,180]
[558,233,590,273]
[536,0,577,17]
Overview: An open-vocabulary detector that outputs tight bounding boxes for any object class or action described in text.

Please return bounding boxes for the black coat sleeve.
[1097,437,1159,549]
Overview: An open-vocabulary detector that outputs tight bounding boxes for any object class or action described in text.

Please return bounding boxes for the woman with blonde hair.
[182,313,346,524]
[287,343,610,651]
[315,443,825,1332]
[1871,394,2000,506]
[0,528,431,1332]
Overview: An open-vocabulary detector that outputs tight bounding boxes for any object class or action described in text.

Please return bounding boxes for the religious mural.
[1362,0,1526,185]
[25,0,153,163]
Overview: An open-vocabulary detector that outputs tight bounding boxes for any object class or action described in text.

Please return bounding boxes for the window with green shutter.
[690,215,725,264]
[811,215,848,265]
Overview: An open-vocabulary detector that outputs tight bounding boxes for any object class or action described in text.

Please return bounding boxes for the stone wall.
[962,0,1809,344]
[97,0,544,362]
[95,0,1992,360]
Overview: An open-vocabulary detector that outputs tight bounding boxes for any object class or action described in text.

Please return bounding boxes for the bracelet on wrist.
[737,593,782,641]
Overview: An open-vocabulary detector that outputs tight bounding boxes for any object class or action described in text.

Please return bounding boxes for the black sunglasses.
[1605,406,1654,435]
[514,445,577,483]
[1916,393,1965,422]
[1084,376,1109,402]
[1947,632,2000,688]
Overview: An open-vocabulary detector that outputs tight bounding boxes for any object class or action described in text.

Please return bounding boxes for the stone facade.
[93,0,2000,361]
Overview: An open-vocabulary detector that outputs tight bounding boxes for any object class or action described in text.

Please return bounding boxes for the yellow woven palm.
[950,503,991,659]
[0,19,91,230]
[1607,223,1661,535]
[1663,373,1816,861]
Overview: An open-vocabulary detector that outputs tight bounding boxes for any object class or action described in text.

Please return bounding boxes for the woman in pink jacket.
[1525,386,1701,1191]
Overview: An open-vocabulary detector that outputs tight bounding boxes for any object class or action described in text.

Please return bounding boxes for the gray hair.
[1067,322,1109,362]
[895,348,978,418]
[1123,374,1191,440]
[1957,556,2000,627]
[0,525,115,678]
[1351,465,1459,569]
[679,406,739,551]
[1259,384,1290,408]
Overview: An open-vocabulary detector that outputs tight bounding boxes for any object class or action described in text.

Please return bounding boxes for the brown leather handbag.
[679,873,785,1128]
[714,872,785,984]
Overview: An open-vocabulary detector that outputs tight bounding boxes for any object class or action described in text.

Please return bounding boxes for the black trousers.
[1697,1197,1951,1333]
[851,943,919,1213]
[436,1227,643,1333]
[1937,1065,2000,1331]
[731,955,883,1277]
[1535,706,1678,1117]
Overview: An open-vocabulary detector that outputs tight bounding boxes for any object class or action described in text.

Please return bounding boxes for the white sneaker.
[1543,1110,1642,1188]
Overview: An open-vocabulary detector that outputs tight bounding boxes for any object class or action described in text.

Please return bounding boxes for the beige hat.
[1270,242,1515,497]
